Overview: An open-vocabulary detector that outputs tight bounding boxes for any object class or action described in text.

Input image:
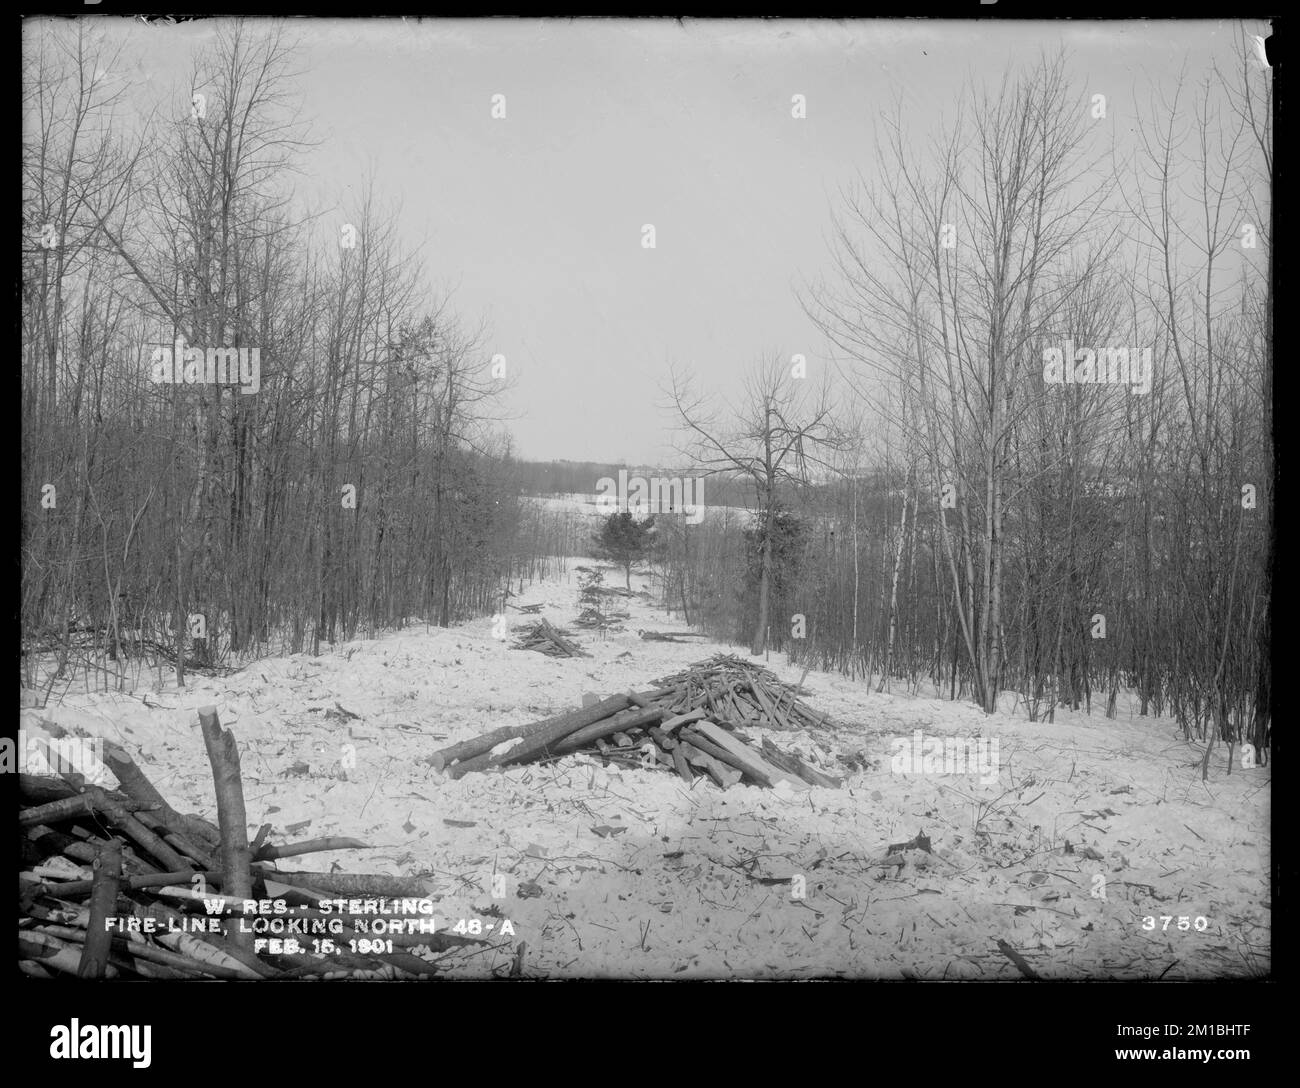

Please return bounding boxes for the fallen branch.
[253,836,370,861]
[995,938,1042,980]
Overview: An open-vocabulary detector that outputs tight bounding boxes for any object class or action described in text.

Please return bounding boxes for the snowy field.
[528,491,751,525]
[20,563,1270,980]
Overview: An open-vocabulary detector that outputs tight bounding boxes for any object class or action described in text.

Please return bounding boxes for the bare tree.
[807,53,1116,712]
[1126,48,1269,771]
[669,355,846,655]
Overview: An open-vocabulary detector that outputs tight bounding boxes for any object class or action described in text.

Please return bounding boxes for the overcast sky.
[80,17,1267,464]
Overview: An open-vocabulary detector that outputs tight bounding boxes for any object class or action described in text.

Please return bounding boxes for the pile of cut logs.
[429,655,840,790]
[651,654,832,732]
[512,618,586,657]
[19,712,490,979]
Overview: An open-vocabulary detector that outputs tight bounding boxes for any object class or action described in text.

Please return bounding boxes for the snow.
[21,563,1270,979]
[528,491,748,525]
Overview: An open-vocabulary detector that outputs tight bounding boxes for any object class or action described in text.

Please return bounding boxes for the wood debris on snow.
[18,710,482,980]
[429,653,842,790]
[512,618,587,657]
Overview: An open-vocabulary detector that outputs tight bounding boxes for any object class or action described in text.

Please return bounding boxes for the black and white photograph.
[19,11,1273,1021]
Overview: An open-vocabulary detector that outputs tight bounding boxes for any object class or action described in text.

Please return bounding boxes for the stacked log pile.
[430,655,841,790]
[649,654,832,732]
[19,712,486,980]
[512,618,586,657]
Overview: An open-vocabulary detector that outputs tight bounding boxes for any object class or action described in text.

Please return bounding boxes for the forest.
[23,21,1272,769]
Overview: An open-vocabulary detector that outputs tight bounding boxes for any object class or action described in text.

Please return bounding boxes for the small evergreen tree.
[595,511,655,590]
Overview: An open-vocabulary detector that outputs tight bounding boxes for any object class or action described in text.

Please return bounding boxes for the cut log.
[446,699,639,778]
[135,810,217,870]
[26,825,150,878]
[747,679,784,728]
[78,838,122,979]
[81,786,194,871]
[677,741,742,788]
[198,705,254,948]
[432,693,633,771]
[760,738,843,788]
[19,791,152,829]
[678,726,781,787]
[101,739,176,807]
[551,706,664,756]
[19,773,152,810]
[689,721,810,791]
[658,709,708,734]
[670,744,694,783]
[647,726,677,751]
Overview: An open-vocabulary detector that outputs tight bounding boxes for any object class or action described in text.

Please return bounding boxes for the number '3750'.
[1142,916,1209,931]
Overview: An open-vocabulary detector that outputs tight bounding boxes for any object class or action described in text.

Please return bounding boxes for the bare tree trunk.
[751,500,774,655]
[878,473,910,693]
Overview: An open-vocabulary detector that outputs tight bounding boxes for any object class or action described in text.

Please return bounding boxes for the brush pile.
[570,566,629,632]
[638,630,706,643]
[574,566,637,599]
[19,712,488,980]
[512,618,586,657]
[430,654,840,791]
[650,654,831,732]
[22,622,230,675]
[572,605,629,630]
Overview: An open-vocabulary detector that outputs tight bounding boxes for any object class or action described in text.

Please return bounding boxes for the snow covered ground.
[528,491,750,525]
[20,563,1271,979]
